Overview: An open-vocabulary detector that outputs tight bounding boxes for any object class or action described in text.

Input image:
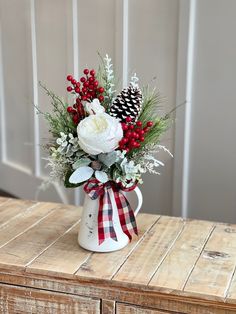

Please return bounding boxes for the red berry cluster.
[118,117,153,153]
[66,69,105,125]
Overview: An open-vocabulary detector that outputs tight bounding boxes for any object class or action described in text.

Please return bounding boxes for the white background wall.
[0,0,235,223]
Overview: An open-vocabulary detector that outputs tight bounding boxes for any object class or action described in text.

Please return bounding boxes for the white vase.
[78,187,143,252]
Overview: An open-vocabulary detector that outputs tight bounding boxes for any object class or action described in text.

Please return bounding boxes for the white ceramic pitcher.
[78,187,143,252]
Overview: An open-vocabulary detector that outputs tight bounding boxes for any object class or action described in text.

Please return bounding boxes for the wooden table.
[0,197,236,313]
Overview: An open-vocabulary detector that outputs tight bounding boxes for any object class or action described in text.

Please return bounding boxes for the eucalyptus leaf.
[95,170,108,183]
[98,151,118,168]
[72,158,91,170]
[69,166,93,184]
[64,171,85,188]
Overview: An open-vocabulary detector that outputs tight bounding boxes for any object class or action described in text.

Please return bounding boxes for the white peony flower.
[77,113,123,155]
[84,98,105,115]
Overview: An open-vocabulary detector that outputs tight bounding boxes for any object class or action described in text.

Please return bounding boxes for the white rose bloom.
[84,98,105,115]
[77,113,123,155]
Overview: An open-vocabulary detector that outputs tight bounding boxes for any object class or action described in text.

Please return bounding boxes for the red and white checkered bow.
[84,179,138,245]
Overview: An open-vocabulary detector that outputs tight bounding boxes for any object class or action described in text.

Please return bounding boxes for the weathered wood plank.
[116,303,172,314]
[184,224,236,300]
[149,220,214,290]
[1,271,236,314]
[27,221,91,275]
[102,299,115,314]
[112,216,185,285]
[0,197,10,206]
[226,271,236,303]
[0,202,58,248]
[0,207,82,269]
[0,283,100,313]
[76,214,159,280]
[0,199,36,226]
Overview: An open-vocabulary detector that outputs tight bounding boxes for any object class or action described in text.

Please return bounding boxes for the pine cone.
[109,85,142,122]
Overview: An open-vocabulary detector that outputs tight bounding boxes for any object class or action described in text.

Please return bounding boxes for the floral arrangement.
[39,55,172,191]
[38,55,173,245]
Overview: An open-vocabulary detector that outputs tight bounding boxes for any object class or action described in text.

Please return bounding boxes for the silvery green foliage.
[69,165,108,184]
[72,158,91,170]
[139,155,164,175]
[132,143,173,175]
[45,132,86,184]
[113,152,143,188]
[104,54,116,100]
[98,151,119,168]
[44,153,70,184]
[130,73,139,88]
[56,132,80,158]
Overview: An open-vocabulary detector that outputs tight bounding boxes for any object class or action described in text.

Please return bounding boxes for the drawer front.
[0,284,100,314]
[116,303,175,314]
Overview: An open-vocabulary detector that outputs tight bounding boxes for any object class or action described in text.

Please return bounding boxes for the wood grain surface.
[0,198,236,314]
[0,283,100,313]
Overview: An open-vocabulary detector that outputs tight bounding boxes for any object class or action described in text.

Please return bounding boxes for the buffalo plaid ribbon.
[84,179,138,245]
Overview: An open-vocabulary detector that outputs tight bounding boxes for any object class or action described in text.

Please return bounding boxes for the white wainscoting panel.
[0,0,179,214]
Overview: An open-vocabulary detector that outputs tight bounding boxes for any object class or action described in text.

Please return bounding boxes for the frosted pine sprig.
[104,54,116,100]
[156,145,173,158]
[130,73,139,88]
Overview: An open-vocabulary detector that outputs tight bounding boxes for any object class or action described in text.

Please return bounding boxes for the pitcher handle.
[133,186,143,216]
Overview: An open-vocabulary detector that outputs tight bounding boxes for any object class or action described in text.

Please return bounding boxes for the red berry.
[135,142,140,148]
[98,87,104,93]
[147,121,153,127]
[82,95,87,101]
[73,114,79,121]
[90,69,95,76]
[130,139,136,145]
[94,81,99,87]
[125,148,130,153]
[80,77,86,83]
[67,75,73,81]
[125,131,132,138]
[71,79,77,85]
[129,125,134,130]
[84,81,89,87]
[67,86,73,92]
[139,130,145,135]
[121,123,128,131]
[143,127,150,133]
[83,69,89,75]
[87,93,92,99]
[140,136,145,142]
[98,95,104,102]
[126,117,132,123]
[75,87,80,93]
[76,82,80,88]
[67,106,73,113]
[123,138,128,144]
[88,85,94,90]
[136,121,142,127]
[82,87,87,93]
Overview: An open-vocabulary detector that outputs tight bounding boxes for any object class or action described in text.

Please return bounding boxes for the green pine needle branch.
[37,82,76,138]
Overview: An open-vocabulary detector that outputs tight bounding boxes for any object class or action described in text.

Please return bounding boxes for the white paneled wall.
[0,0,178,214]
[1,0,235,221]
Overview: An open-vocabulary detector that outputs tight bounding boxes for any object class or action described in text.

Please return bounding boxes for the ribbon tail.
[97,187,117,245]
[97,195,105,245]
[115,190,138,241]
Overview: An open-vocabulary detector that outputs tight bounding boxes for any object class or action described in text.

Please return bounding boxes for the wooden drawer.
[116,303,176,314]
[0,284,100,314]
